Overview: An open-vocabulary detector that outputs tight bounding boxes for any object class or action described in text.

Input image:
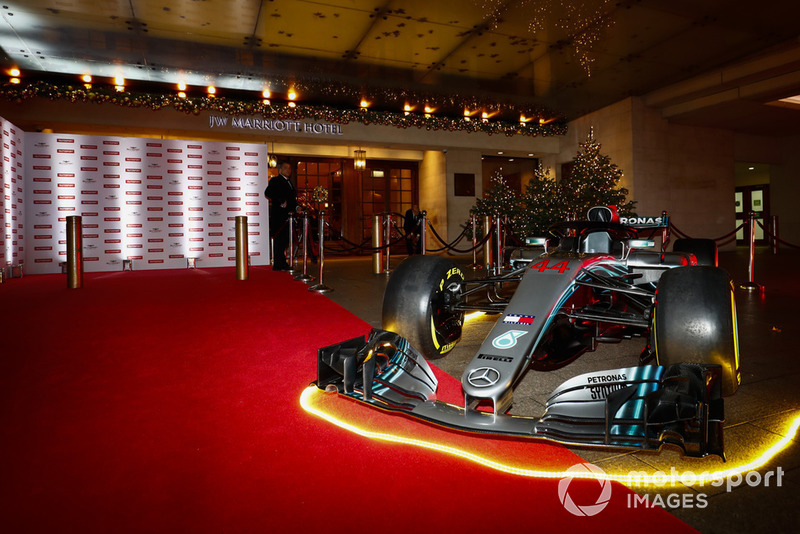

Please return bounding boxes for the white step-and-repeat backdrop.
[1,115,271,274]
[1,117,25,269]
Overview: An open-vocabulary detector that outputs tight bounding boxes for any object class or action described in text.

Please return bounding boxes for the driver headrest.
[587,205,620,223]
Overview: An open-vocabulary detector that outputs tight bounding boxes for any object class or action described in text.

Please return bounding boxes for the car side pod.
[316,329,725,459]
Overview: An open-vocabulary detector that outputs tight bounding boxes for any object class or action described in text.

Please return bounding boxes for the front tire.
[652,266,740,396]
[382,256,464,359]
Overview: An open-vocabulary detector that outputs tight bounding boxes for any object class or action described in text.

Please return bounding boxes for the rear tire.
[382,256,464,359]
[652,266,740,396]
[673,238,718,266]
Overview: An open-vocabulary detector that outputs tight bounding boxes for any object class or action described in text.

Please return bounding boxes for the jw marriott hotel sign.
[208,114,344,136]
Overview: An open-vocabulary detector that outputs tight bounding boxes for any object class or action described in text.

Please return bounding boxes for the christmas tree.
[474,170,520,221]
[473,128,635,239]
[560,128,636,218]
[517,162,561,236]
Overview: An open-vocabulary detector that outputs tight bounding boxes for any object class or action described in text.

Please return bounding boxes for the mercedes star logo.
[467,367,501,388]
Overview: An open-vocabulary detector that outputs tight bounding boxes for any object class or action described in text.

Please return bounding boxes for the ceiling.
[2,0,800,135]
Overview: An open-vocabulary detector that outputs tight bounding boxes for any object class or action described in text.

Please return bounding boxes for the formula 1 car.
[316,207,740,458]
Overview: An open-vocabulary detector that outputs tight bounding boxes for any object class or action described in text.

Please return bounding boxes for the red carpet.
[0,268,694,533]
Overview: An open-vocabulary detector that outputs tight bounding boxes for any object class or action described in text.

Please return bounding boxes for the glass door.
[735,185,769,245]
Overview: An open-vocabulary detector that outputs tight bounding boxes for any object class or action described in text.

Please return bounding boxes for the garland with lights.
[0,81,567,137]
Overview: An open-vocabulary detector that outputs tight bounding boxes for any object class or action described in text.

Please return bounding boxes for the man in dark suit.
[404,204,422,255]
[265,162,298,271]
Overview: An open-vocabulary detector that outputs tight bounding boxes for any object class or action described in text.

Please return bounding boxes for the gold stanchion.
[66,215,82,289]
[235,215,249,281]
[372,214,383,274]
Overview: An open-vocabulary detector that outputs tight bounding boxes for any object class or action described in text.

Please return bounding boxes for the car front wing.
[316,329,725,459]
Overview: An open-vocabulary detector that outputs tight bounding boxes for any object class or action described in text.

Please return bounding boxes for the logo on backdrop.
[491,330,527,349]
[558,463,612,517]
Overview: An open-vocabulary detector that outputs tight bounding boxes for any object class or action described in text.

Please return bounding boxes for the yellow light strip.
[463,311,484,322]
[300,386,799,487]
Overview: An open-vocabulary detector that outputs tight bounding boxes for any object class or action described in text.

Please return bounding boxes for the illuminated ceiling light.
[178,91,187,98]
[288,89,297,100]
[262,89,271,98]
[354,148,366,170]
[481,111,489,122]
[463,109,471,116]
[528,153,535,157]
[114,76,125,86]
[10,77,20,84]
[424,105,434,114]
[404,104,412,112]
[360,99,370,109]
[207,85,216,95]
[539,118,546,125]
[497,151,504,155]
[177,82,187,91]
[81,74,92,83]
[9,68,20,77]
[300,386,800,486]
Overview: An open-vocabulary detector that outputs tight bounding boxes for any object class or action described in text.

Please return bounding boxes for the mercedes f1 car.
[316,207,740,458]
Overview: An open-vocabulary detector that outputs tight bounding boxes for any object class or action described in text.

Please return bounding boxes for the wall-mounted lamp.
[354,148,366,170]
[268,142,278,168]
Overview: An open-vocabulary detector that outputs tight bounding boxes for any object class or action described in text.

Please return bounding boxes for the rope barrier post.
[235,215,249,281]
[470,213,481,269]
[420,210,427,256]
[494,213,503,275]
[294,211,314,282]
[383,212,392,274]
[286,214,296,274]
[483,215,493,272]
[739,211,761,291]
[66,215,83,289]
[661,210,670,253]
[771,215,779,255]
[372,214,383,274]
[309,210,333,293]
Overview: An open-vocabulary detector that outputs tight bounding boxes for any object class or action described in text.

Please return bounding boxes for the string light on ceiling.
[475,0,615,76]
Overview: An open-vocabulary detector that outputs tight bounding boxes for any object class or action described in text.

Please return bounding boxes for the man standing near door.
[265,162,299,271]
